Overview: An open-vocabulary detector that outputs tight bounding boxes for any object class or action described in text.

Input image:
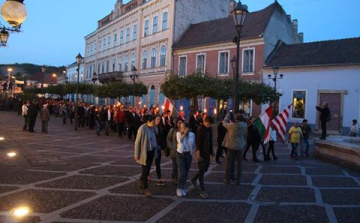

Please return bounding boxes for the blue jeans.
[300,139,310,156]
[225,149,242,184]
[95,120,100,134]
[291,143,299,157]
[176,152,192,189]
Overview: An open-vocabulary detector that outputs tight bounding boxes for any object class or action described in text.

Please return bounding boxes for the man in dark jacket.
[243,117,261,162]
[28,100,39,132]
[77,103,85,129]
[191,116,213,199]
[316,102,330,140]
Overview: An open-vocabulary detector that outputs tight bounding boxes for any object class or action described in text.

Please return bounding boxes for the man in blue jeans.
[300,119,312,157]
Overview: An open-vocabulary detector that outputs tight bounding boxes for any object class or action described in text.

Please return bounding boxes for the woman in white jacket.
[176,122,195,197]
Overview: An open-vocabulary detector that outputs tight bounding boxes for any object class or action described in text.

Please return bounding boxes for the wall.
[262,66,360,134]
[173,0,230,43]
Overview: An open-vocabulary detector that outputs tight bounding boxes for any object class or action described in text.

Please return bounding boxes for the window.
[103,38,106,49]
[99,40,102,51]
[106,60,109,73]
[91,44,93,55]
[89,65,92,78]
[98,63,101,74]
[219,52,229,74]
[292,90,306,118]
[131,53,136,69]
[87,45,90,56]
[151,48,156,68]
[133,24,137,40]
[124,55,129,71]
[94,43,96,53]
[108,36,111,48]
[144,20,149,36]
[196,54,205,73]
[243,49,254,73]
[118,57,122,71]
[112,58,116,71]
[179,56,187,76]
[120,30,124,45]
[153,16,158,34]
[126,27,130,43]
[142,50,147,69]
[114,33,117,46]
[160,45,166,66]
[102,61,105,73]
[162,12,168,30]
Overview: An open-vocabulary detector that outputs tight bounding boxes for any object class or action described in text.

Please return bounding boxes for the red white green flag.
[253,106,273,143]
[163,97,176,116]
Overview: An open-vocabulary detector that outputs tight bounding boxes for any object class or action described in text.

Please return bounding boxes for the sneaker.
[144,189,152,198]
[200,191,209,199]
[190,178,197,189]
[157,179,165,186]
[181,189,186,196]
[176,189,182,197]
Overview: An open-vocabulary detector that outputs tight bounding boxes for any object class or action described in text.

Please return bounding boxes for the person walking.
[134,115,158,198]
[115,105,126,138]
[103,105,112,136]
[288,122,303,158]
[154,115,166,186]
[28,100,38,132]
[40,104,50,133]
[216,114,227,164]
[191,116,214,199]
[95,106,102,136]
[266,127,278,160]
[222,114,247,185]
[167,119,183,185]
[176,122,195,197]
[316,102,330,140]
[350,119,358,137]
[243,117,261,162]
[300,119,312,157]
[21,100,30,131]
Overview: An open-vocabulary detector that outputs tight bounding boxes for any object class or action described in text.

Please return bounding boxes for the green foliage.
[161,73,280,105]
[0,63,65,77]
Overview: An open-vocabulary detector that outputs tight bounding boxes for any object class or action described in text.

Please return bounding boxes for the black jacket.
[28,104,38,118]
[316,106,330,122]
[196,125,213,157]
[217,122,227,147]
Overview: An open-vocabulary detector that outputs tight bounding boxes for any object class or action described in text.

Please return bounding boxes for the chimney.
[298,32,304,43]
[287,14,291,21]
[292,19,298,40]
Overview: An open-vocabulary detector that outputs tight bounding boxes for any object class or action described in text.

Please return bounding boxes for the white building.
[66,62,84,83]
[263,37,360,135]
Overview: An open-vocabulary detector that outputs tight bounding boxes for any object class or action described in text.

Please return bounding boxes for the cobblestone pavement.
[0,111,359,223]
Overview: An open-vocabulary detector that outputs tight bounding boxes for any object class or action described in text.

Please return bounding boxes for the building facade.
[172,1,303,116]
[84,0,230,107]
[263,37,360,135]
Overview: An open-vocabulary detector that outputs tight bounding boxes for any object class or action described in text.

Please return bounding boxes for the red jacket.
[115,110,126,122]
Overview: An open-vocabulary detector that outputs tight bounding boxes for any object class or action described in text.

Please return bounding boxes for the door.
[319,93,341,132]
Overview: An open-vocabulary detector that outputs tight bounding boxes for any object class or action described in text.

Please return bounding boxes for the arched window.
[153,16,158,34]
[118,57,122,71]
[102,61,105,73]
[142,50,147,69]
[131,53,136,69]
[124,55,129,72]
[112,58,116,71]
[160,45,166,67]
[151,48,156,68]
[149,85,156,107]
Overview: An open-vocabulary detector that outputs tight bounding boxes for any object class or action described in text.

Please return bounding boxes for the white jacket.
[176,131,195,155]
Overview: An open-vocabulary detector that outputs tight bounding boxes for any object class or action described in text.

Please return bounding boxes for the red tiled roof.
[173,1,282,50]
[265,37,360,67]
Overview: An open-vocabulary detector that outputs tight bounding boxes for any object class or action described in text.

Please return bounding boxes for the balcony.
[98,71,123,84]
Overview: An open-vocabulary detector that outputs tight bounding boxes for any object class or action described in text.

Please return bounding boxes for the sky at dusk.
[0,0,359,67]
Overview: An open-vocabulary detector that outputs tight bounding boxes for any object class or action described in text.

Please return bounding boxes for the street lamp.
[0,0,27,47]
[267,66,283,115]
[231,0,248,114]
[129,65,138,106]
[74,53,84,131]
[7,67,13,94]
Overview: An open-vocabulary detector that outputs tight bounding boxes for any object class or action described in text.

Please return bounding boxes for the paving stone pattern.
[0,112,359,223]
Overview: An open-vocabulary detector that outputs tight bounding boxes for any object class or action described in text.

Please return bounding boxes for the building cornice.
[262,64,360,73]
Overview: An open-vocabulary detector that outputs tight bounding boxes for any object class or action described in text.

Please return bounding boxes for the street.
[0,111,359,223]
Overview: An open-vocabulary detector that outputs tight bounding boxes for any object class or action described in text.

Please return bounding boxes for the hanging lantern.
[1,0,27,27]
[0,28,9,45]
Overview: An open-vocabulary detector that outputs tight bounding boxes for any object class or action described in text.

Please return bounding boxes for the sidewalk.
[0,111,359,223]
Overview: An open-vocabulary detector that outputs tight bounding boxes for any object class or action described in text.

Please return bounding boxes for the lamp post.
[92,72,98,104]
[267,66,283,115]
[74,53,84,131]
[0,0,27,47]
[41,67,46,95]
[7,68,12,93]
[231,0,248,114]
[129,66,138,106]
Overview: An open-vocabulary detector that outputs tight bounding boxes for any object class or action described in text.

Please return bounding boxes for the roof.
[265,37,360,68]
[173,1,283,50]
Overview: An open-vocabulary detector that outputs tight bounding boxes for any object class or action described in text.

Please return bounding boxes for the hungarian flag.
[163,97,176,116]
[271,104,293,142]
[253,106,273,143]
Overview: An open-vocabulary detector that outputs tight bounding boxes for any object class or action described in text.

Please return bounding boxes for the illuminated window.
[292,90,306,118]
